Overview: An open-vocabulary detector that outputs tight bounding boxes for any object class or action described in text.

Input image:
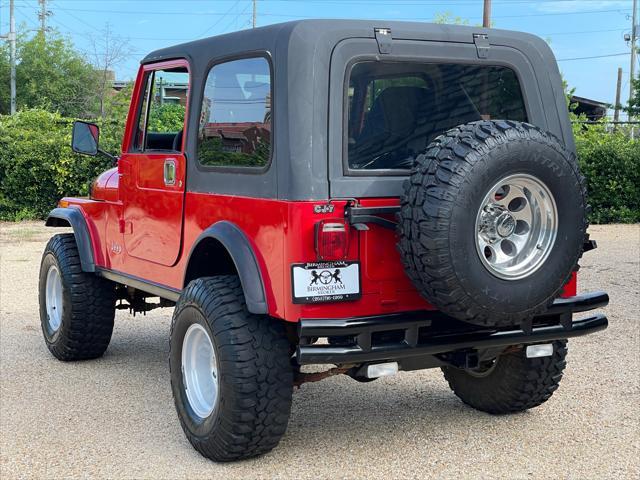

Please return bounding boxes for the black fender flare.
[45,207,95,272]
[185,221,268,314]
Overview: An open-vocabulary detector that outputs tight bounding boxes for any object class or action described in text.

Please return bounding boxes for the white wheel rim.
[181,323,218,419]
[475,174,558,280]
[45,265,63,333]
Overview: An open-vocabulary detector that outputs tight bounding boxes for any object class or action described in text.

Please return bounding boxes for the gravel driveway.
[1,222,638,479]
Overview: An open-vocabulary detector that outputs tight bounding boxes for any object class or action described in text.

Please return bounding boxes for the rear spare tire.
[398,120,587,327]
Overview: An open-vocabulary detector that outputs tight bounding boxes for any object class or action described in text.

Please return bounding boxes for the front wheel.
[38,233,116,361]
[441,340,568,414]
[169,276,293,462]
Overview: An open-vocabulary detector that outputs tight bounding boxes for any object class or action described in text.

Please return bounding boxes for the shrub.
[0,108,637,224]
[198,137,269,167]
[574,123,640,223]
[148,103,186,133]
[0,109,112,220]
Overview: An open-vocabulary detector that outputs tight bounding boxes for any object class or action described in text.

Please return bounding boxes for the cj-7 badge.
[313,204,335,214]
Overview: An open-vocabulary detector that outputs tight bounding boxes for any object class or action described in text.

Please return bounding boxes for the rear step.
[297,291,609,365]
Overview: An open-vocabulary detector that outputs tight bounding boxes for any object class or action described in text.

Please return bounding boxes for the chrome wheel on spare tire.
[475,174,558,280]
[398,120,588,328]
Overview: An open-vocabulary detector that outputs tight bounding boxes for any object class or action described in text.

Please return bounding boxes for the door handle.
[164,158,176,186]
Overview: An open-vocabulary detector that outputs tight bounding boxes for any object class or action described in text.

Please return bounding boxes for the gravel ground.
[1,222,638,479]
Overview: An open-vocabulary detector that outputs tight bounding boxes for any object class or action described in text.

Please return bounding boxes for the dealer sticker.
[291,261,360,304]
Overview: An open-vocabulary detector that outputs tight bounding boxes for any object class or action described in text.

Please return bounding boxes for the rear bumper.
[296,291,609,365]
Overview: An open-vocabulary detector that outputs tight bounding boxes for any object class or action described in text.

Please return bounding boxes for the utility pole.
[630,0,637,119]
[38,0,51,37]
[483,0,491,28]
[252,0,256,28]
[10,0,16,114]
[614,67,623,127]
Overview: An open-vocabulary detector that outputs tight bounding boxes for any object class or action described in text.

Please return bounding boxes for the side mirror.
[71,121,100,156]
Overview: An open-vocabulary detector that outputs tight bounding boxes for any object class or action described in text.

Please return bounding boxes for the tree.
[625,74,640,118]
[433,12,470,25]
[0,30,99,117]
[99,82,134,154]
[88,24,132,118]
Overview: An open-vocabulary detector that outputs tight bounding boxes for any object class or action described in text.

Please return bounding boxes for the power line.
[14,5,41,29]
[67,26,629,43]
[42,5,632,19]
[45,6,246,16]
[557,52,629,61]
[260,9,632,20]
[197,0,241,37]
[28,0,630,3]
[540,27,628,36]
[220,1,252,34]
[58,5,101,32]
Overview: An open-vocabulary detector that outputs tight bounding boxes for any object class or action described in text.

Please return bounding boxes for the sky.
[1,0,637,115]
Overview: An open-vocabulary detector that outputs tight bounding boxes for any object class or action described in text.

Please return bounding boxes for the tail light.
[315,219,349,260]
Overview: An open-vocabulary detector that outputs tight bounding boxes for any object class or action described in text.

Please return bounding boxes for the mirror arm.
[98,148,119,165]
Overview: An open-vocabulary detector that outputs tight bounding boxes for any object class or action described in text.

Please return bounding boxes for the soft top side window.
[197,56,272,169]
[347,61,527,171]
[132,66,189,152]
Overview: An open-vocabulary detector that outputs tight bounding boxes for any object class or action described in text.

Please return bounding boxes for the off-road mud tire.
[169,276,293,462]
[441,340,568,414]
[398,120,588,327]
[38,233,116,360]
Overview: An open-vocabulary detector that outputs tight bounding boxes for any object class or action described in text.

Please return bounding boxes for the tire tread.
[441,340,568,414]
[39,233,115,360]
[170,276,293,462]
[398,120,589,327]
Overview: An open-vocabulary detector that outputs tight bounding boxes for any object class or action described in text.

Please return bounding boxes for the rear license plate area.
[291,261,360,304]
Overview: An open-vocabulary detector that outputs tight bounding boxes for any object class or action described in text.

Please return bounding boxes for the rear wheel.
[441,340,568,414]
[169,276,293,462]
[38,233,116,361]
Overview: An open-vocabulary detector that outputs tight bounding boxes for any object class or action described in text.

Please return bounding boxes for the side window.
[197,57,272,168]
[133,67,189,152]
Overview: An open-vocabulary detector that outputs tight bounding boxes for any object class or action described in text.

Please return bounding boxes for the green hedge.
[0,109,113,220]
[1,109,638,223]
[574,124,640,223]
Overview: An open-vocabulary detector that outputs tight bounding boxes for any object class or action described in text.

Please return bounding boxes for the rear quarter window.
[347,61,527,172]
[197,56,272,169]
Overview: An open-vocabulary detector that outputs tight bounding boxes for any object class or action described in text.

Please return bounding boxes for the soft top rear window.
[346,61,527,172]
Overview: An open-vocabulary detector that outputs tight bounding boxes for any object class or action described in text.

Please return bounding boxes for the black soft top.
[143,19,548,66]
[140,20,569,201]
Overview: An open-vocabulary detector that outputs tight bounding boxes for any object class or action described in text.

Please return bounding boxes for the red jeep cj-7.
[39,20,609,461]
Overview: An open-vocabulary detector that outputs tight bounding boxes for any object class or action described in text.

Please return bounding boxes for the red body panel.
[119,152,186,266]
[59,59,578,323]
[63,188,578,322]
[61,192,434,321]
